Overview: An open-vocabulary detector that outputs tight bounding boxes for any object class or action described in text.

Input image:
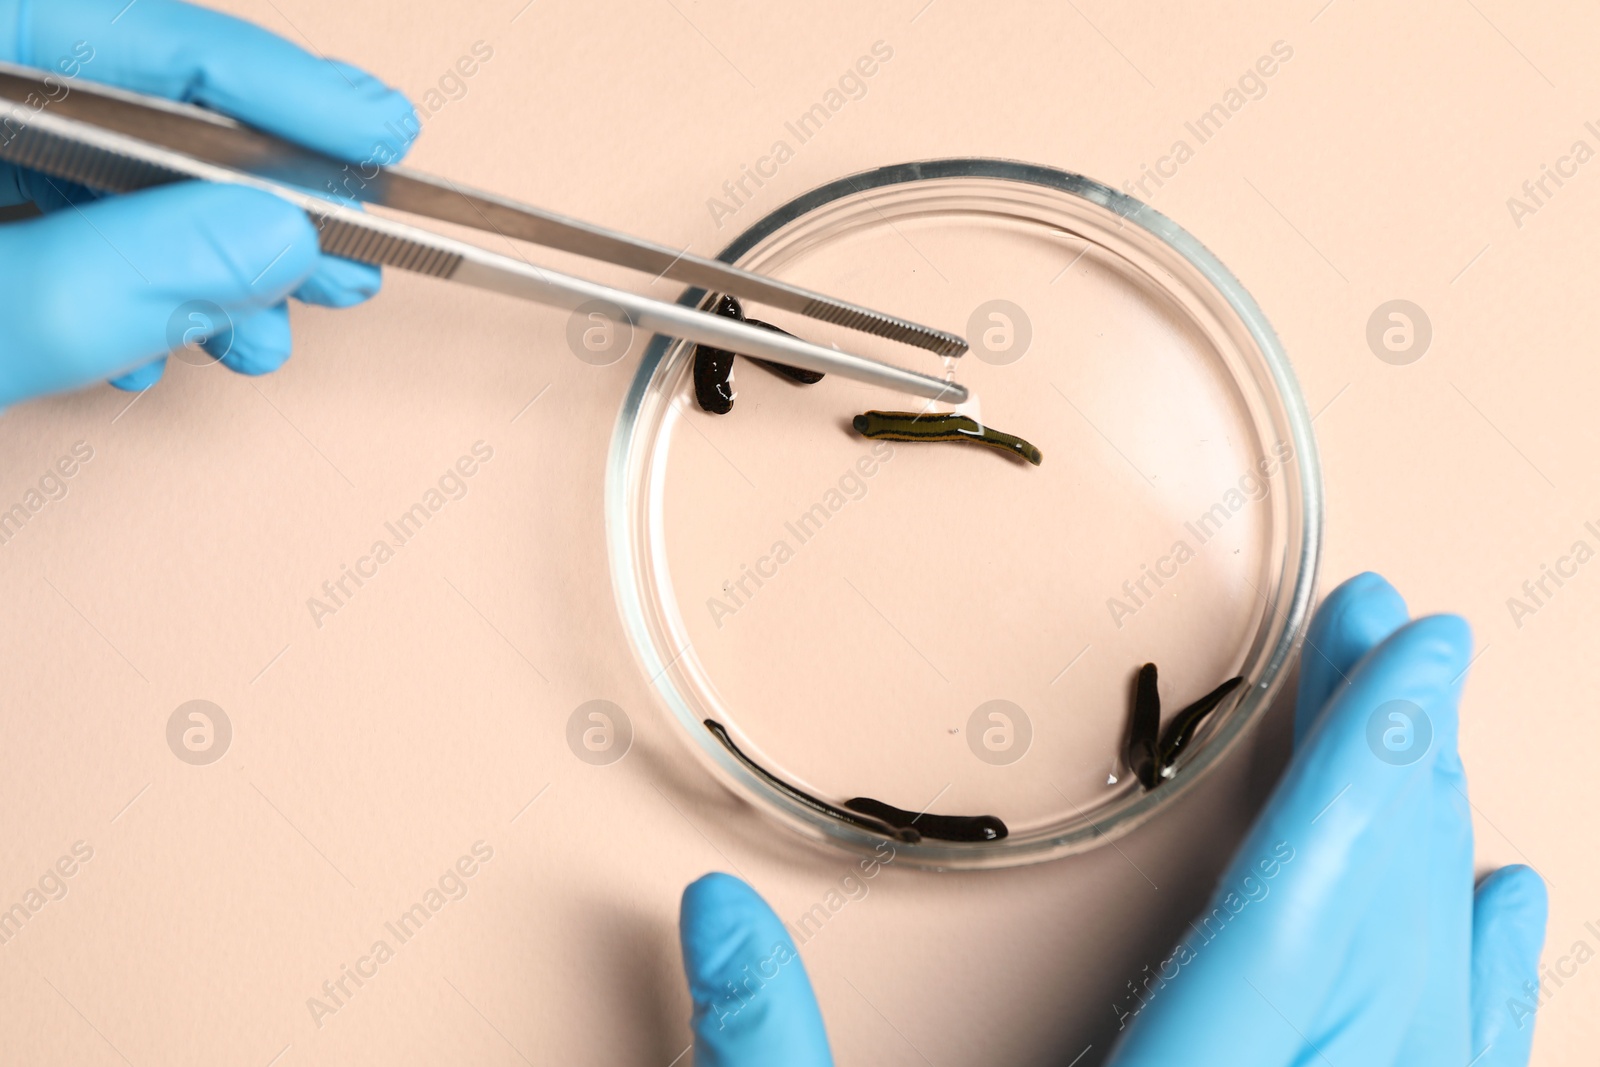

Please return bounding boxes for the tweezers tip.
[798,297,968,359]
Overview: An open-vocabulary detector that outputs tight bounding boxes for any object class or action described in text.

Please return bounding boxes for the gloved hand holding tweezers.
[0,0,419,405]
[0,0,966,411]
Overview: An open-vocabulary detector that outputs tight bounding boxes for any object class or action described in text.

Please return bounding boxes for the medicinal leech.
[1124,664,1245,790]
[850,410,1043,465]
[692,295,824,414]
[705,719,1008,843]
[689,296,1042,466]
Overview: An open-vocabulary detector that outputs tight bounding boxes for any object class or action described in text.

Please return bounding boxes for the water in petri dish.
[647,180,1290,843]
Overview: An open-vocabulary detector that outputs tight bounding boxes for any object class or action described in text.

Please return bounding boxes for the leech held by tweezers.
[0,62,976,412]
[851,410,1043,465]
[692,295,825,414]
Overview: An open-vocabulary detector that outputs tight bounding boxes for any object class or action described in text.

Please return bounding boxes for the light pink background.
[0,1,1594,1063]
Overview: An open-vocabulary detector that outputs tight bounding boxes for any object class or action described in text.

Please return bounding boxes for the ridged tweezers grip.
[799,297,966,359]
[0,122,463,278]
[0,120,183,193]
[310,213,462,278]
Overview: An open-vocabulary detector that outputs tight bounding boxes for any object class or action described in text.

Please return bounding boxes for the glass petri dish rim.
[606,157,1323,870]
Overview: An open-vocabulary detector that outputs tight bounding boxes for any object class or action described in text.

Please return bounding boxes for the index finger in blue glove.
[1390,638,1477,1065]
[1274,573,1432,1060]
[1293,572,1410,745]
[2,0,415,311]
[2,0,418,164]
[1290,577,1476,1066]
[679,873,834,1067]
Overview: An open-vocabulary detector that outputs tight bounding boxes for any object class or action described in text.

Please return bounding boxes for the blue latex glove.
[1109,572,1547,1066]
[679,872,834,1067]
[0,0,418,409]
[675,574,1549,1067]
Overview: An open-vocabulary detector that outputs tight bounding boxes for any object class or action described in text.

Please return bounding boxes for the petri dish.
[606,158,1321,870]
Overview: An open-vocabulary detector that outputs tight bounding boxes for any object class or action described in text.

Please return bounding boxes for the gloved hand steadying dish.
[673,573,1549,1067]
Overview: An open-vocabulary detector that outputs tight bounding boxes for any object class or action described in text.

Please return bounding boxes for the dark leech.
[691,296,825,414]
[1156,676,1245,778]
[844,796,1008,843]
[851,410,1043,466]
[703,719,921,843]
[691,295,740,415]
[744,317,825,384]
[1124,668,1247,790]
[1125,663,1161,790]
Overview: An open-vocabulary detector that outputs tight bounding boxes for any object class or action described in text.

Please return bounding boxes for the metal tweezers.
[0,61,968,404]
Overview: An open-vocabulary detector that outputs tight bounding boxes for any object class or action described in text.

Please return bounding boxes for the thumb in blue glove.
[679,872,834,1067]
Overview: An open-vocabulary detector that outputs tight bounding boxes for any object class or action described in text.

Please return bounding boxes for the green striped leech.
[1124,665,1246,790]
[704,719,1008,843]
[692,295,824,414]
[851,410,1043,466]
